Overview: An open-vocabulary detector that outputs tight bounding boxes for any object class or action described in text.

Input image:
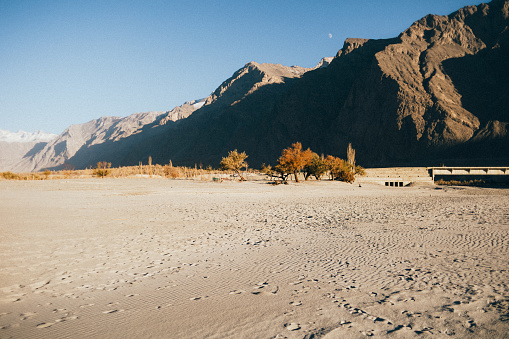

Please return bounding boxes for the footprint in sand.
[289,301,302,306]
[79,303,94,308]
[57,315,78,322]
[229,290,244,295]
[286,323,301,331]
[30,280,50,291]
[102,310,118,314]
[2,294,24,302]
[156,304,173,309]
[20,312,37,320]
[252,287,279,295]
[36,322,54,329]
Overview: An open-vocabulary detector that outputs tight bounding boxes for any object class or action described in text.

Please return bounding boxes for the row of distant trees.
[19,143,360,181]
[220,142,364,183]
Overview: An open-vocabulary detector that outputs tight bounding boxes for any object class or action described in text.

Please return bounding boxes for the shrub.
[42,169,51,179]
[93,161,111,178]
[336,170,355,183]
[436,179,485,186]
[355,165,366,176]
[61,163,76,178]
[164,166,181,179]
[325,155,355,182]
[1,171,20,180]
[260,163,273,177]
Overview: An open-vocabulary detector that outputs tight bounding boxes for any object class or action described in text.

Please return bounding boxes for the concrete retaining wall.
[356,167,434,186]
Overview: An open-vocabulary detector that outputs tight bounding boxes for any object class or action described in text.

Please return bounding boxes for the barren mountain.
[124,0,506,168]
[258,0,509,166]
[0,129,57,143]
[0,141,45,172]
[55,61,321,169]
[3,0,507,172]
[7,100,204,172]
[0,130,57,172]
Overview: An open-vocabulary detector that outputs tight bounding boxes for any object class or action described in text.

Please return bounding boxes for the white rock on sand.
[0,179,508,338]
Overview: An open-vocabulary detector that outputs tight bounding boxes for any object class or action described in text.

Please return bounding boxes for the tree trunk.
[236,170,246,181]
[294,171,300,183]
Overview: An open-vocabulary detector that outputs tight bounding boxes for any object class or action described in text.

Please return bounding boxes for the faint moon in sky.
[328,33,333,39]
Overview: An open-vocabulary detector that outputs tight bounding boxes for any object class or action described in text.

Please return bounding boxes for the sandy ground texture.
[0,178,508,338]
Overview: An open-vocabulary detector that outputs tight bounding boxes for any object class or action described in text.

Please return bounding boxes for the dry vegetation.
[266,142,365,183]
[436,178,487,186]
[1,142,366,183]
[0,162,259,181]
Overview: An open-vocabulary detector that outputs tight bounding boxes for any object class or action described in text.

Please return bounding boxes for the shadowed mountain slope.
[123,0,508,168]
[3,0,507,172]
[264,0,509,166]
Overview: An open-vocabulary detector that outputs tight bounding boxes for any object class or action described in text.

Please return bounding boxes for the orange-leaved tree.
[219,149,248,181]
[324,155,354,183]
[274,142,313,183]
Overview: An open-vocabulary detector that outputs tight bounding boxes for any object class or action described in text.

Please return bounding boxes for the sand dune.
[0,179,508,338]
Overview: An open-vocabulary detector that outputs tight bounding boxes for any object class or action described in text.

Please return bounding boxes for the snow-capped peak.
[0,129,58,143]
[192,101,205,109]
[184,98,206,110]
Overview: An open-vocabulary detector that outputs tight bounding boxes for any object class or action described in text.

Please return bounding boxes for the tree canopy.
[274,142,313,183]
[219,149,248,181]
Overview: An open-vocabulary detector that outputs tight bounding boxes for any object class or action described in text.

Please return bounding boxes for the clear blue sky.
[0,0,482,134]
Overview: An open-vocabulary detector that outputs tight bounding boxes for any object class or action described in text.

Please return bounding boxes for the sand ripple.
[0,179,507,338]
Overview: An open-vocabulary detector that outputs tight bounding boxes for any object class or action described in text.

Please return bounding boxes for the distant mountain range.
[0,129,57,143]
[1,0,508,172]
[0,130,58,172]
[1,99,205,172]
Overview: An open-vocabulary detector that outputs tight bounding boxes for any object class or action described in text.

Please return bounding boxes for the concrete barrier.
[356,167,434,186]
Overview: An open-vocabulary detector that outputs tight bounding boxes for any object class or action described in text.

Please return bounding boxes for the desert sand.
[0,178,508,338]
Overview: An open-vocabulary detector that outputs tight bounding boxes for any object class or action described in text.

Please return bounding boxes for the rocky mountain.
[0,129,57,143]
[49,61,321,169]
[0,130,57,172]
[125,0,508,168]
[328,0,509,165]
[5,99,204,172]
[0,141,45,172]
[3,0,508,172]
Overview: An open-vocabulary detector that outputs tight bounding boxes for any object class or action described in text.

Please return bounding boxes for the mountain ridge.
[2,0,508,172]
[4,99,205,172]
[0,129,57,143]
